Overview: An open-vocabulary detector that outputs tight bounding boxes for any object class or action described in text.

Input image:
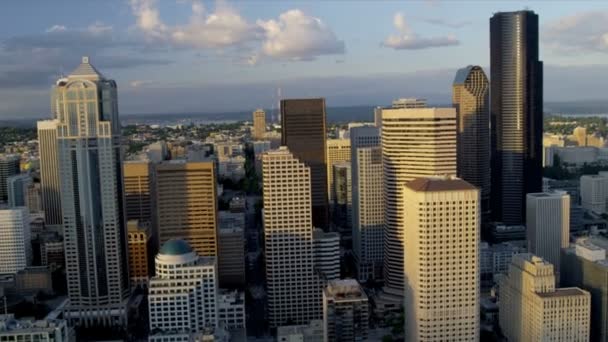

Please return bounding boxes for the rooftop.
[536,287,588,298]
[68,56,104,80]
[159,239,193,256]
[406,176,477,192]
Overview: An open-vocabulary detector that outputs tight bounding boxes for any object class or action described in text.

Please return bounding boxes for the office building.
[262,147,320,327]
[381,107,457,296]
[350,126,383,282]
[580,174,608,214]
[403,177,479,341]
[37,120,62,226]
[500,253,590,342]
[7,174,31,208]
[332,162,352,229]
[490,11,543,225]
[0,208,31,274]
[123,161,154,224]
[313,228,340,281]
[526,191,570,277]
[156,160,218,257]
[281,98,329,229]
[453,65,490,221]
[127,220,154,287]
[374,107,382,128]
[391,98,426,109]
[252,109,266,140]
[562,237,608,342]
[54,57,130,326]
[276,320,324,342]
[217,211,246,288]
[147,141,168,163]
[0,155,20,203]
[148,239,218,340]
[0,314,73,342]
[217,289,246,331]
[326,139,351,203]
[323,279,369,342]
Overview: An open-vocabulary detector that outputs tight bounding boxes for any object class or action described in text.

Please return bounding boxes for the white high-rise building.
[53,57,130,326]
[580,174,608,214]
[262,147,321,327]
[350,126,383,282]
[499,253,590,342]
[403,177,479,341]
[313,229,340,281]
[526,191,570,277]
[148,239,218,341]
[0,208,31,274]
[326,139,351,203]
[382,107,457,297]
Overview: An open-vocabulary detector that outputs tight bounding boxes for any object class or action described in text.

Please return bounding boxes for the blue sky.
[0,1,607,118]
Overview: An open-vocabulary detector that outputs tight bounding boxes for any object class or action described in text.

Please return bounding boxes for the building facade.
[0,208,31,274]
[332,162,352,230]
[313,229,340,281]
[217,211,246,288]
[326,139,351,203]
[123,161,154,224]
[580,174,608,214]
[0,314,73,342]
[7,174,32,208]
[127,220,154,287]
[490,10,543,225]
[0,155,20,204]
[252,109,266,140]
[322,279,369,342]
[37,120,62,226]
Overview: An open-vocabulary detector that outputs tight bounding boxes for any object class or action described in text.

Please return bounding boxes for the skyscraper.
[0,154,20,203]
[123,161,153,224]
[7,174,32,208]
[252,109,266,140]
[281,98,329,229]
[37,120,62,226]
[403,177,479,341]
[0,208,31,274]
[326,138,351,203]
[490,10,543,225]
[53,57,130,325]
[155,160,218,257]
[381,107,457,297]
[453,65,490,221]
[262,147,320,327]
[332,162,352,229]
[350,126,383,282]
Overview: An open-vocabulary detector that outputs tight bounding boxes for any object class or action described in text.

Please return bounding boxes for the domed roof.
[159,239,193,256]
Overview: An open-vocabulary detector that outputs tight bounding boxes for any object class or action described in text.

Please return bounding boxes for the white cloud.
[543,11,608,53]
[423,17,471,29]
[45,25,67,33]
[383,12,459,50]
[256,9,345,60]
[130,80,153,88]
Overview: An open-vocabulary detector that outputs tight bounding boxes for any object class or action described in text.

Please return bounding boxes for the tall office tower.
[262,147,320,327]
[374,107,383,128]
[381,107,457,296]
[155,160,218,257]
[332,162,352,229]
[350,126,383,282]
[499,254,590,342]
[403,177,479,341]
[526,191,570,277]
[323,279,369,342]
[0,208,31,274]
[252,109,266,140]
[127,220,154,288]
[218,211,246,288]
[37,120,62,226]
[391,98,427,109]
[326,139,351,203]
[148,239,218,341]
[123,161,153,223]
[54,57,130,326]
[281,98,329,229]
[490,11,543,225]
[453,65,490,221]
[0,154,20,203]
[580,174,608,214]
[313,228,340,281]
[7,174,32,208]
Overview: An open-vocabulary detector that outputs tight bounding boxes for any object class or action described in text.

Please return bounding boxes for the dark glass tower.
[281,98,329,229]
[490,11,543,225]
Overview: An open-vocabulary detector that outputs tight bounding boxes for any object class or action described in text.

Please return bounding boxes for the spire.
[68,56,104,80]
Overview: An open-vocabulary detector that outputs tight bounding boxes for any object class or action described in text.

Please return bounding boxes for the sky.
[0,0,607,118]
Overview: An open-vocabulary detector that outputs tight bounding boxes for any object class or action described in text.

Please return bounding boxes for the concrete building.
[452,65,490,222]
[322,279,369,342]
[0,208,31,274]
[217,211,246,288]
[147,141,168,163]
[7,174,31,208]
[156,160,218,257]
[252,109,266,140]
[326,139,351,203]
[381,107,457,298]
[41,238,64,270]
[332,162,351,230]
[148,240,218,340]
[490,11,543,225]
[479,241,526,280]
[262,147,321,327]
[127,220,154,287]
[391,98,426,109]
[281,98,329,229]
[581,174,608,214]
[37,120,62,226]
[526,191,570,277]
[0,155,20,203]
[403,177,479,341]
[123,161,154,224]
[276,320,324,342]
[313,229,340,281]
[15,266,53,296]
[0,314,73,341]
[350,126,383,282]
[218,156,246,181]
[499,254,590,342]
[217,289,246,331]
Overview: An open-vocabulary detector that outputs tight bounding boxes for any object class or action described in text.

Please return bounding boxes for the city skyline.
[0,1,607,118]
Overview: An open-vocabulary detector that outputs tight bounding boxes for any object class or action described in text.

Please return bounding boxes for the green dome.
[159,239,193,255]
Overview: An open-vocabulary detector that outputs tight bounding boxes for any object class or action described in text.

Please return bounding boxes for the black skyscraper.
[490,11,543,225]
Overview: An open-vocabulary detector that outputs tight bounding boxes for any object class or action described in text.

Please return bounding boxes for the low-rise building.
[276,320,323,342]
[0,314,73,341]
[323,279,369,342]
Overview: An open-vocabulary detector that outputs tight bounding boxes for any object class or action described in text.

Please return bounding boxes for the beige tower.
[123,161,153,223]
[252,109,266,140]
[262,147,320,327]
[37,120,62,226]
[381,107,457,297]
[500,253,590,342]
[155,160,217,257]
[403,177,479,341]
[326,138,351,202]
